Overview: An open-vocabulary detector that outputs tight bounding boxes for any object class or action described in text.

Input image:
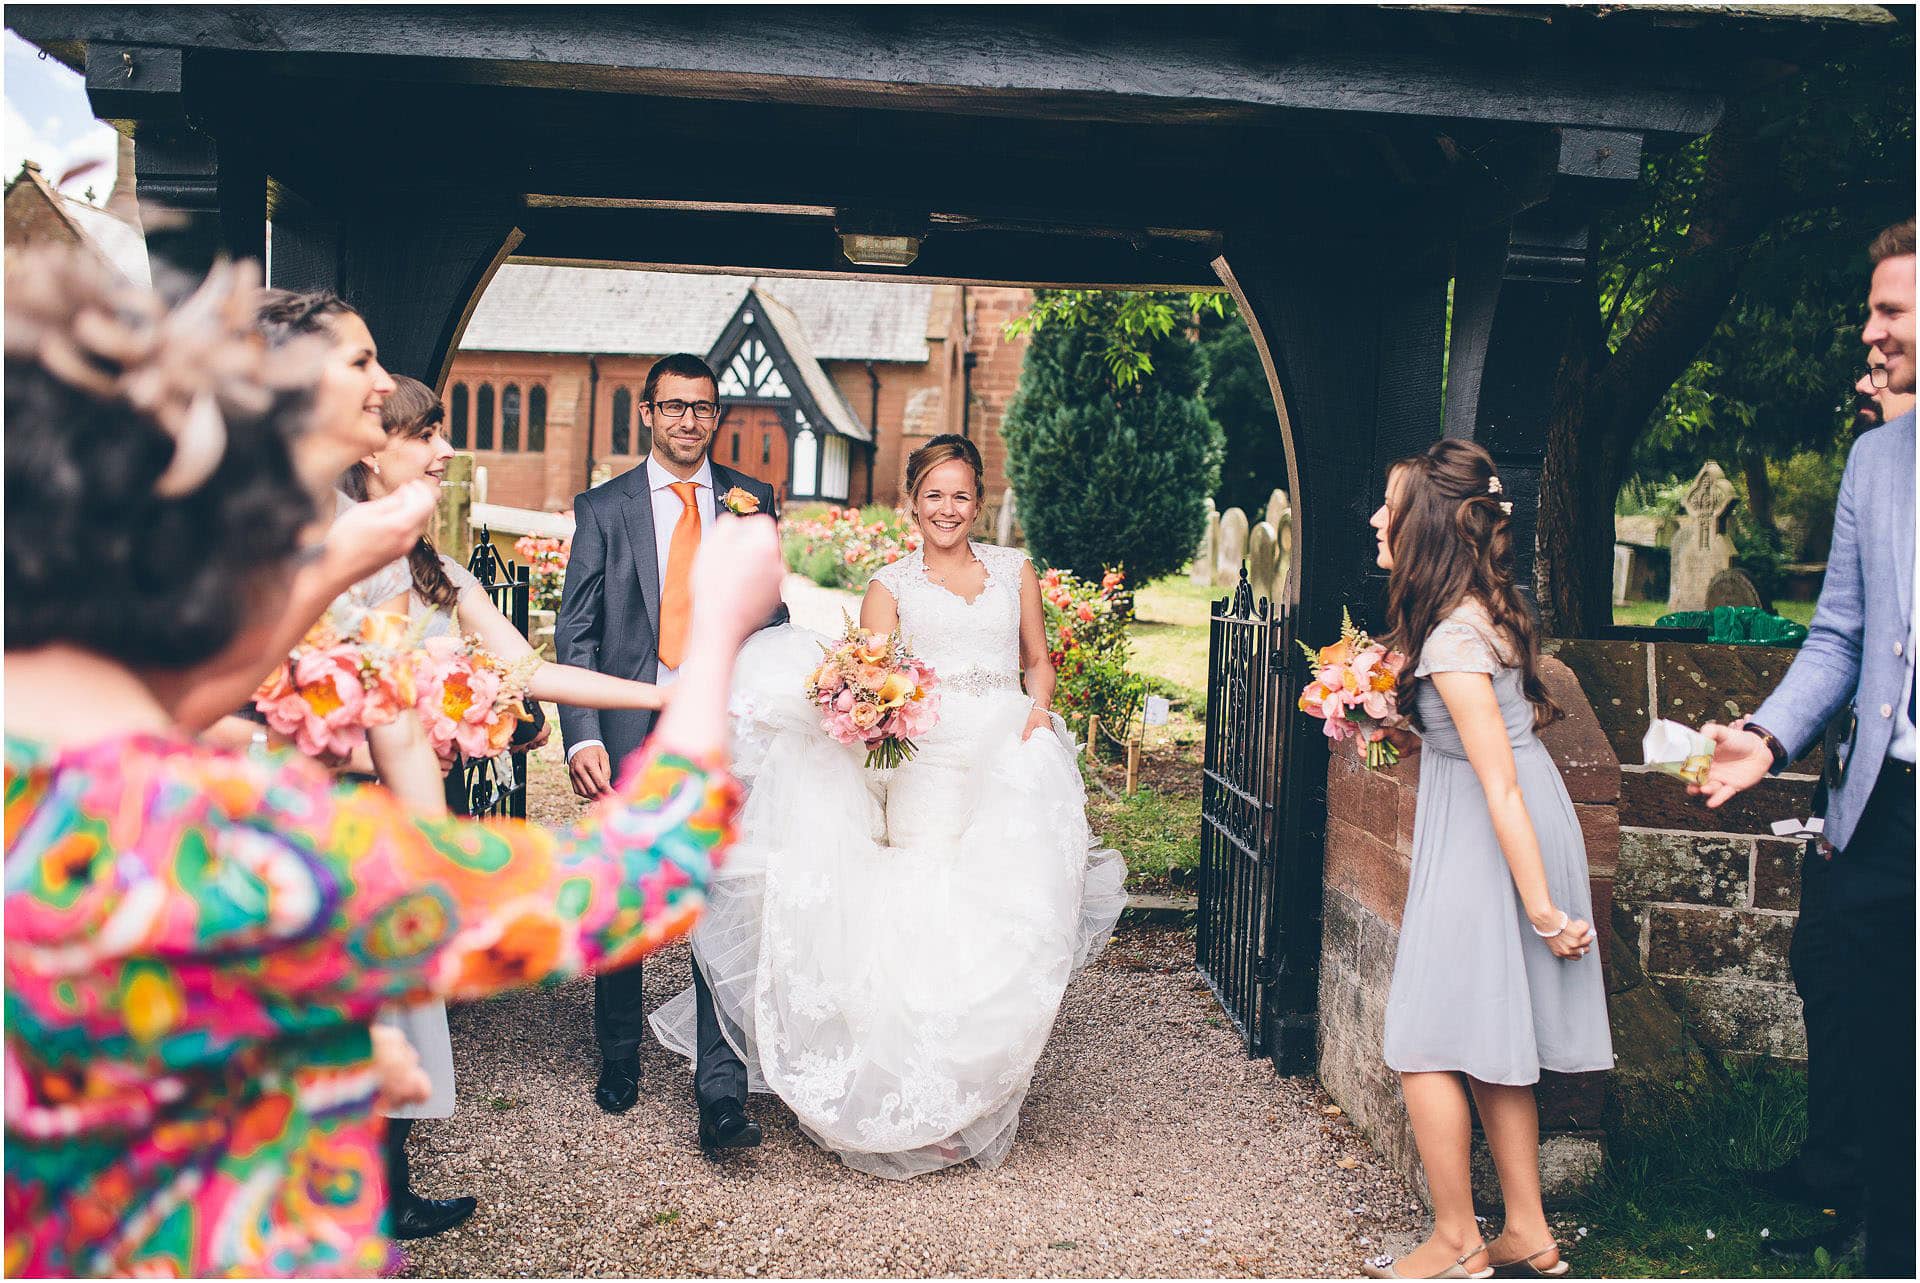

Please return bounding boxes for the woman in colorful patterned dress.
[1,248,785,1277]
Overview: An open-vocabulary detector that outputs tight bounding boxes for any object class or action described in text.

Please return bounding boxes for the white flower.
[1705,1229,1716,1240]
[1487,475,1504,495]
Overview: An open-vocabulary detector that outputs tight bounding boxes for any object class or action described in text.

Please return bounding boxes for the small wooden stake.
[1125,734,1141,796]
[1086,715,1101,760]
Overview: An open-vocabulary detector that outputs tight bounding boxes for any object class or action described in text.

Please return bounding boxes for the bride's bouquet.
[1296,608,1409,770]
[807,614,940,769]
[413,633,543,763]
[253,609,425,758]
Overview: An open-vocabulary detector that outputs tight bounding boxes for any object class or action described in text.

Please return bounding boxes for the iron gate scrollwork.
[456,527,533,820]
[1197,566,1313,1067]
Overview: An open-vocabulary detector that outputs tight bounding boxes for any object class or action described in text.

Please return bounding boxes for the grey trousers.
[593,960,746,1110]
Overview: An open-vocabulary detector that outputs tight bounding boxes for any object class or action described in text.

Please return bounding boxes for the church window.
[501,384,521,452]
[476,383,495,450]
[450,383,469,448]
[528,385,546,452]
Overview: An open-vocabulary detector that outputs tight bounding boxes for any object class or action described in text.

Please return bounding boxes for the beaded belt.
[941,668,1022,697]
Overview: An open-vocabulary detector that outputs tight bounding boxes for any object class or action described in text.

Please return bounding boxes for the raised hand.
[1690,721,1772,808]
[328,480,436,581]
[686,515,786,652]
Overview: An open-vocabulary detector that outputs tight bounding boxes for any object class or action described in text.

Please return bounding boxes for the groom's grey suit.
[555,455,785,1108]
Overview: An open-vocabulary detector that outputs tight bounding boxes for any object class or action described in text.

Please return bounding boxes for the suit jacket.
[554,460,788,765]
[1752,409,1915,851]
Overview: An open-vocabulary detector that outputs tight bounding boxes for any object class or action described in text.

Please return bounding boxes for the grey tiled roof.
[749,286,872,443]
[460,265,933,362]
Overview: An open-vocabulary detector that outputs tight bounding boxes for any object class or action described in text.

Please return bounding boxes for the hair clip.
[1499,500,1513,515]
[1487,475,1504,496]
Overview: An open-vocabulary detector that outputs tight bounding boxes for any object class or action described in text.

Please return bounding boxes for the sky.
[3,30,120,199]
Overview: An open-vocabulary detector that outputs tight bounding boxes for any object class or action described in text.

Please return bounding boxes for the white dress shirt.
[567,455,715,762]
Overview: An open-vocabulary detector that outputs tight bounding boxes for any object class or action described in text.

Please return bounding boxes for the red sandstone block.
[1539,657,1622,805]
[1576,804,1620,879]
[1327,754,1368,826]
[1325,816,1411,930]
[1396,784,1418,855]
[1361,767,1401,842]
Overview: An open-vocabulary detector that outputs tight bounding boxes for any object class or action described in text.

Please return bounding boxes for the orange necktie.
[657,481,701,669]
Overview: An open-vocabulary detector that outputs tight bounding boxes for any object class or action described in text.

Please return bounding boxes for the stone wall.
[1318,657,1620,1204]
[1549,639,1816,1060]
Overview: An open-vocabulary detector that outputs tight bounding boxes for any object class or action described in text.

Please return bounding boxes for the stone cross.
[1667,461,1737,612]
[1215,506,1250,588]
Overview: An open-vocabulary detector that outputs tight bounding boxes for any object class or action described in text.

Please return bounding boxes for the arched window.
[450,383,469,448]
[611,387,631,454]
[476,383,495,450]
[792,426,819,496]
[718,337,791,399]
[501,384,521,452]
[528,385,547,452]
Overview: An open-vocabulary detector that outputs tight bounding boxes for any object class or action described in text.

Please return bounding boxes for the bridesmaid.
[2,247,785,1277]
[1360,440,1613,1280]
[342,374,671,1238]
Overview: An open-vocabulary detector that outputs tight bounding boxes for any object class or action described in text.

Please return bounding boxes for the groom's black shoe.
[594,1055,641,1114]
[698,1099,762,1153]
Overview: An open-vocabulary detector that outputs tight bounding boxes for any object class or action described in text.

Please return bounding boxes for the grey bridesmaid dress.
[1382,602,1614,1085]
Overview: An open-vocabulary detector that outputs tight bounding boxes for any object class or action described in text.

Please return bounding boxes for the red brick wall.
[964,287,1035,508]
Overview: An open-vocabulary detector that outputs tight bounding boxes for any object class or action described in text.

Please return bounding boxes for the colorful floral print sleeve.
[3,732,737,1278]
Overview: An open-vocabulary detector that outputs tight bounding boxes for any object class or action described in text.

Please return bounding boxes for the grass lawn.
[1567,1060,1852,1278]
[1613,599,1817,629]
[1129,574,1218,703]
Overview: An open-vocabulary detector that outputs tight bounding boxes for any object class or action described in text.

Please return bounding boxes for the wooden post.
[1085,715,1101,761]
[438,454,474,563]
[1125,733,1141,796]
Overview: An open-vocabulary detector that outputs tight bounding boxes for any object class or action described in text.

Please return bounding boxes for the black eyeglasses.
[646,398,720,422]
[1867,366,1891,389]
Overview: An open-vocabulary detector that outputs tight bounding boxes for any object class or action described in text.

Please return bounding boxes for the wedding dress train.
[651,542,1126,1178]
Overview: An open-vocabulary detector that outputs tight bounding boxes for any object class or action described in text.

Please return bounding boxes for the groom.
[555,352,783,1151]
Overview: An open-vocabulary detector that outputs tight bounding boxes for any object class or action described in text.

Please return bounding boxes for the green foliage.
[1609,36,1915,500]
[1088,785,1201,892]
[1196,305,1288,518]
[1572,1058,1849,1279]
[1768,442,1851,562]
[1002,290,1224,583]
[1005,289,1227,389]
[1038,564,1146,740]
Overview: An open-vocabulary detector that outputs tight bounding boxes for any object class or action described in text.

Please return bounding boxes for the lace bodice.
[870,543,1028,694]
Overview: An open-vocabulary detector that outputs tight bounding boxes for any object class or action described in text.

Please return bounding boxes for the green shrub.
[1002,290,1223,583]
[1040,564,1145,742]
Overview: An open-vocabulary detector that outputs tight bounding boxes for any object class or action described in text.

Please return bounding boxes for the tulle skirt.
[651,625,1127,1178]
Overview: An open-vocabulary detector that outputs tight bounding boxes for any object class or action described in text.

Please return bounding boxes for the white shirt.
[567,455,716,762]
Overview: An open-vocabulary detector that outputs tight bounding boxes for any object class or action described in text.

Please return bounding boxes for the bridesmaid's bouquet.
[1296,608,1409,769]
[253,610,426,758]
[413,634,543,763]
[807,614,940,769]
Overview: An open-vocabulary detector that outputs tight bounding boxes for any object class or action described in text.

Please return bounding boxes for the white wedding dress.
[651,542,1127,1179]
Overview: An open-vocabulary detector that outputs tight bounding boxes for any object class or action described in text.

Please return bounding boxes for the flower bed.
[514,534,569,612]
[1040,565,1144,743]
[780,503,922,590]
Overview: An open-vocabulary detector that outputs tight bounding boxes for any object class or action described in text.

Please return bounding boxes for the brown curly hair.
[1379,439,1560,730]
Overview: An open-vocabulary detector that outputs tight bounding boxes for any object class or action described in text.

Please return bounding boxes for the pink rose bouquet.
[413,634,543,763]
[253,610,425,758]
[807,614,940,768]
[1296,608,1409,769]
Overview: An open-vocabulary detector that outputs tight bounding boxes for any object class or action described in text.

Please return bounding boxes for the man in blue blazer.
[555,353,786,1151]
[1698,219,1916,1278]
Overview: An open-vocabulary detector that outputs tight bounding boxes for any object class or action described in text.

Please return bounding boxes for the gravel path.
[400,613,1423,1278]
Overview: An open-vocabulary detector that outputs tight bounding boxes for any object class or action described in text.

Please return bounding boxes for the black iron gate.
[454,527,533,820]
[1196,566,1318,1070]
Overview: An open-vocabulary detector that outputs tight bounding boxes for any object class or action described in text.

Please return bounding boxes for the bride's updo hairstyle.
[904,433,985,503]
[1379,438,1560,730]
[5,248,318,669]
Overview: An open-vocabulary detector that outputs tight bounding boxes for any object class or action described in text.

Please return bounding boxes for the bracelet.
[1531,910,1569,939]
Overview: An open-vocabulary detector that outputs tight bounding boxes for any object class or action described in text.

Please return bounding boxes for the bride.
[652,434,1127,1178]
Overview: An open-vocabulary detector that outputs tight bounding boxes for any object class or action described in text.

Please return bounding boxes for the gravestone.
[1667,462,1737,613]
[1248,522,1281,608]
[1273,499,1294,601]
[1215,506,1250,588]
[1705,568,1765,610]
[1190,499,1218,586]
[1265,487,1290,532]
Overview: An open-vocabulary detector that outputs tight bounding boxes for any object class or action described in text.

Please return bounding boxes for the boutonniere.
[722,486,761,515]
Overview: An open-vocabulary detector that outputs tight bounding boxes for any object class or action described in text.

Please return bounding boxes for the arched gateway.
[15,4,1794,1070]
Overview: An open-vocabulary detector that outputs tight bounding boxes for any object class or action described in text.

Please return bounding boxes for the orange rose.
[1316,640,1355,669]
[722,486,761,515]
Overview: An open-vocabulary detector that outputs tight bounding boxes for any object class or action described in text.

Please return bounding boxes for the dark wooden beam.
[10,5,1737,137]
